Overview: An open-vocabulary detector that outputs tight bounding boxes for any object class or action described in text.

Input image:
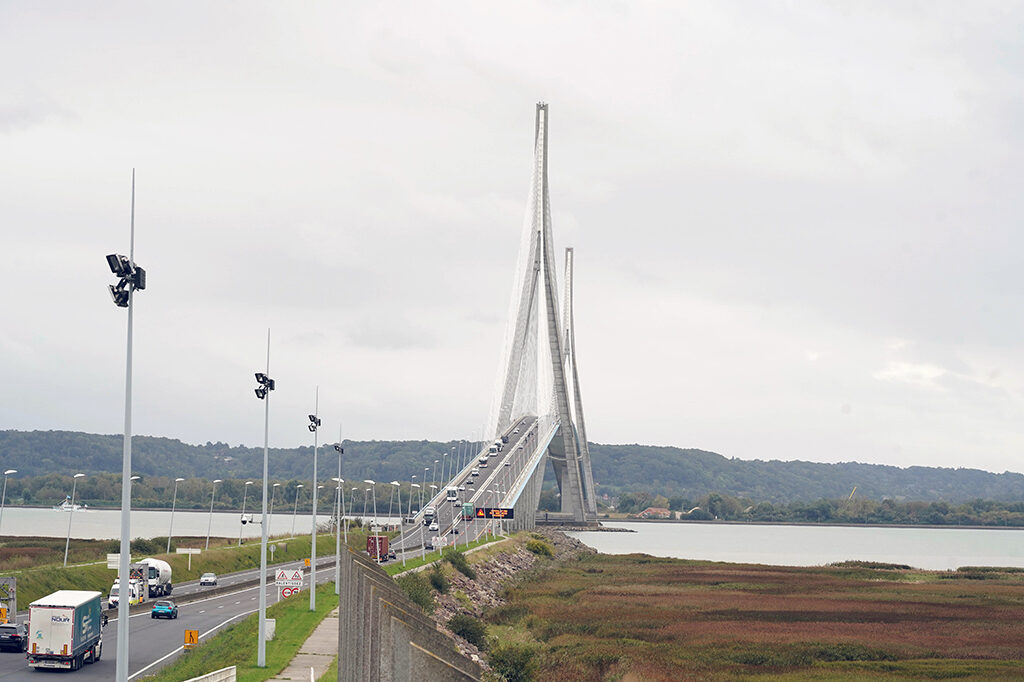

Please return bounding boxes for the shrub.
[525,539,553,557]
[443,547,477,579]
[396,573,434,613]
[428,564,449,593]
[489,643,537,682]
[448,614,488,651]
[130,537,160,555]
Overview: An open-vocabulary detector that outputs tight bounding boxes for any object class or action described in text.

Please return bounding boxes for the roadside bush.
[396,573,434,613]
[524,539,553,557]
[428,563,449,593]
[489,643,537,682]
[130,537,161,555]
[443,547,477,579]
[448,614,488,651]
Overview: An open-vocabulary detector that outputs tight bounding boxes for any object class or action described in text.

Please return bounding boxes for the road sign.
[275,568,303,585]
[304,558,310,567]
[0,607,7,624]
[183,629,199,650]
[106,553,119,569]
[475,507,515,519]
[175,547,200,569]
[0,577,16,617]
[279,586,300,599]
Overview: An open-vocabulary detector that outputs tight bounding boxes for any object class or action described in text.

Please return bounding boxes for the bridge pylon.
[489,103,597,524]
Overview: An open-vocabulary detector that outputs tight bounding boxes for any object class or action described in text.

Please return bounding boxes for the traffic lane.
[0,570,334,681]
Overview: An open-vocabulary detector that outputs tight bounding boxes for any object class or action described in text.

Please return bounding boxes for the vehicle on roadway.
[199,572,218,586]
[150,600,178,619]
[139,557,173,597]
[423,506,436,526]
[0,623,27,652]
[446,487,458,503]
[470,468,479,477]
[27,590,104,670]
[429,521,440,532]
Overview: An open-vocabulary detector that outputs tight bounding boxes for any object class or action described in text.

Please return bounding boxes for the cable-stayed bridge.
[396,103,597,553]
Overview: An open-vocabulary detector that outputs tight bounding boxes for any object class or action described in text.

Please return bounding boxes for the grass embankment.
[143,582,338,682]
[0,532,360,610]
[485,553,1024,681]
[384,532,506,576]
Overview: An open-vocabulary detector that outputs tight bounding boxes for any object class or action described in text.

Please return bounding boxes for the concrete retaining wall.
[338,548,481,681]
[183,665,236,682]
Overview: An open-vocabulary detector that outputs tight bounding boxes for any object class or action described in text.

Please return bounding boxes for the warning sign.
[275,569,303,586]
[183,629,199,650]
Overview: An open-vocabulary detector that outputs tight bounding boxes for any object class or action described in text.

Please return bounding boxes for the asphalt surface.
[0,555,336,681]
[392,416,537,558]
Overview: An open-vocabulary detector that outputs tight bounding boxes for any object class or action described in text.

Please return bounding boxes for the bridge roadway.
[393,416,539,556]
[0,554,336,681]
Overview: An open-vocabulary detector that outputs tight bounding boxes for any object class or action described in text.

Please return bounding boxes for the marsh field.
[489,554,1024,681]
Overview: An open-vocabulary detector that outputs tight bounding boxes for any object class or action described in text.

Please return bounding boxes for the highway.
[393,416,537,557]
[0,556,336,681]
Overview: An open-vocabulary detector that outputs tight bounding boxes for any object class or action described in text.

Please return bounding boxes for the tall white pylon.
[490,102,597,522]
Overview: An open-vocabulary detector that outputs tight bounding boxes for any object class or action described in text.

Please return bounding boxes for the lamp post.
[440,453,448,489]
[253,338,275,667]
[166,477,185,554]
[387,481,399,527]
[0,469,16,535]
[206,479,222,550]
[332,476,344,595]
[308,392,321,612]
[431,459,439,491]
[268,482,281,537]
[291,484,304,535]
[63,473,86,567]
[422,468,428,510]
[405,483,420,567]
[107,170,147,682]
[363,480,377,527]
[239,481,254,546]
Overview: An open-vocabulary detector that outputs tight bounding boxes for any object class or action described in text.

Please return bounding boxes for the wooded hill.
[2,430,1023,507]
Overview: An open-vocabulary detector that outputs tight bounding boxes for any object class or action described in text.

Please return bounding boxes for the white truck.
[139,557,173,597]
[27,590,104,671]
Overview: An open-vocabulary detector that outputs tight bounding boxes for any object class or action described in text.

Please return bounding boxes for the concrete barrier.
[338,547,481,681]
[183,665,236,682]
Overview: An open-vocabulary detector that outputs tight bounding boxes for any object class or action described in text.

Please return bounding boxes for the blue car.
[151,600,178,619]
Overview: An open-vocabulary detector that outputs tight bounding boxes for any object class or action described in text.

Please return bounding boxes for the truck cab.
[446,487,458,503]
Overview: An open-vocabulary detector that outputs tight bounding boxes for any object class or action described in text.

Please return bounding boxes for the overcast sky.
[3,2,1023,474]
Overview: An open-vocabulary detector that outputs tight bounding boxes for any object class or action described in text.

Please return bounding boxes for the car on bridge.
[150,600,178,619]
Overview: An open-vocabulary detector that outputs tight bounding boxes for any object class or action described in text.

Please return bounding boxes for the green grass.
[383,533,505,576]
[1,533,340,610]
[142,582,338,681]
[316,656,338,681]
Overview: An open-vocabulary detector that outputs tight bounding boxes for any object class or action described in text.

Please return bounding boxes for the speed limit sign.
[281,587,298,598]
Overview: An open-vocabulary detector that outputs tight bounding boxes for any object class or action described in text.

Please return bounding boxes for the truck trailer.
[139,557,173,597]
[27,590,103,671]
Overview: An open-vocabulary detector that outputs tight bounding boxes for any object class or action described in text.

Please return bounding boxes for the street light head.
[273,482,281,487]
[411,483,420,488]
[175,477,184,482]
[333,444,343,453]
[363,479,375,485]
[129,475,139,481]
[3,469,15,475]
[213,479,222,484]
[296,484,304,488]
[74,473,86,479]
[389,481,399,486]
[245,481,254,486]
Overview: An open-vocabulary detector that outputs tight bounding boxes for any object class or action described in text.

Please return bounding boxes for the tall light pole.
[268,483,281,537]
[108,169,147,682]
[206,479,222,550]
[166,477,184,554]
[238,481,254,546]
[431,459,439,492]
[363,480,377,527]
[63,473,85,567]
[333,436,344,595]
[291,484,304,535]
[387,481,399,526]
[332,477,344,595]
[406,483,420,567]
[440,453,448,490]
[308,391,321,612]
[253,349,275,667]
[0,469,16,535]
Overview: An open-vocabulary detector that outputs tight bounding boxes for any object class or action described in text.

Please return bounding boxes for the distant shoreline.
[594,517,1024,531]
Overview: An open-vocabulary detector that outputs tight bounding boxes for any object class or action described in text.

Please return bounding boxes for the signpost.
[275,568,304,602]
[106,554,120,569]
[0,577,15,621]
[183,629,199,650]
[175,547,201,570]
[474,507,515,519]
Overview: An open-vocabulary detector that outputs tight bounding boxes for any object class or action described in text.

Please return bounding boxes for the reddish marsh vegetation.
[495,554,1024,680]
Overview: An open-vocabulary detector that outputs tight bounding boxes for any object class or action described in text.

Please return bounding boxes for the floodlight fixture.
[254,372,275,400]
[333,444,343,453]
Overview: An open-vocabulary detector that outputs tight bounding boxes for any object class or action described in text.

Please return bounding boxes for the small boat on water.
[53,496,87,512]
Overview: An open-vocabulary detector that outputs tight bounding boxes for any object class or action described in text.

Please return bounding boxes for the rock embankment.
[431,529,596,667]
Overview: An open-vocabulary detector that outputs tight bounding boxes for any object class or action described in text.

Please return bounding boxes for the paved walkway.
[269,607,339,681]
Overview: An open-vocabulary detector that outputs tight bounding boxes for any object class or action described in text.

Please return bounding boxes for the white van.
[446,487,458,503]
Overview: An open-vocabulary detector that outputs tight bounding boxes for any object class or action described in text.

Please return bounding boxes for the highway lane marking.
[127,609,257,681]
